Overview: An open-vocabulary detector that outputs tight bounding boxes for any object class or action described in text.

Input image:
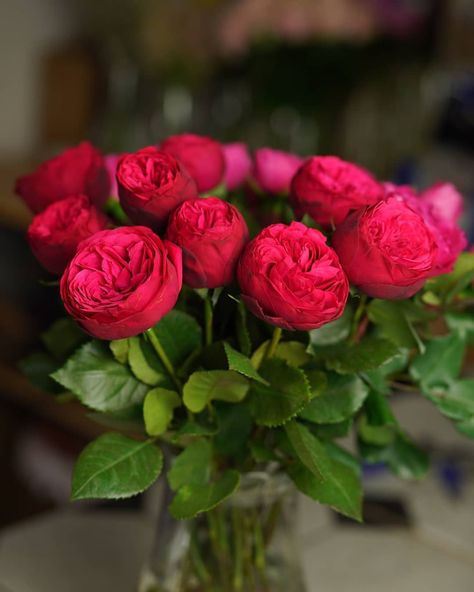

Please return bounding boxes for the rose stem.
[204,294,213,346]
[265,326,282,360]
[145,329,182,391]
[349,294,367,343]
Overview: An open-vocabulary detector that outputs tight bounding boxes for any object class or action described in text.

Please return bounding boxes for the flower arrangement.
[16,135,474,591]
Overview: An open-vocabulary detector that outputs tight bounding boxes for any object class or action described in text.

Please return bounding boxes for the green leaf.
[309,306,352,347]
[223,342,268,384]
[367,300,422,349]
[129,336,166,386]
[249,358,311,426]
[172,421,218,440]
[235,299,252,356]
[275,341,312,368]
[305,369,328,400]
[409,333,466,390]
[299,373,369,424]
[445,312,474,344]
[143,388,181,436]
[183,370,250,413]
[286,421,362,521]
[214,403,253,457]
[109,339,130,364]
[425,252,474,303]
[362,349,409,395]
[169,470,240,520]
[168,439,212,491]
[311,419,352,439]
[315,337,399,375]
[52,341,149,412]
[71,433,163,500]
[423,379,474,421]
[456,418,474,438]
[19,351,62,393]
[152,310,202,367]
[41,318,87,360]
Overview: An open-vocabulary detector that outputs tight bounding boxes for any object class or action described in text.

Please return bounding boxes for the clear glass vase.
[139,472,307,592]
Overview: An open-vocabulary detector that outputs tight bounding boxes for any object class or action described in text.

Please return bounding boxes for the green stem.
[349,294,368,343]
[204,295,213,346]
[145,329,181,391]
[265,326,282,360]
[232,508,244,592]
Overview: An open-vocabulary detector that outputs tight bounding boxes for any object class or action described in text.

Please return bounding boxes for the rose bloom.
[15,141,110,213]
[290,156,384,227]
[166,197,248,288]
[332,196,438,299]
[253,148,303,195]
[60,226,182,340]
[117,147,198,231]
[384,182,466,276]
[237,222,349,331]
[419,182,464,225]
[223,142,252,190]
[160,133,225,193]
[27,195,109,275]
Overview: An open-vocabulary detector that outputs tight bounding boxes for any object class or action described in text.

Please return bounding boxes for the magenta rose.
[105,153,123,200]
[237,222,349,331]
[290,156,384,227]
[253,148,303,195]
[166,197,248,288]
[160,133,225,193]
[28,195,109,275]
[60,226,182,340]
[419,182,464,225]
[15,141,110,213]
[223,143,252,190]
[117,147,198,231]
[385,182,466,276]
[332,196,438,299]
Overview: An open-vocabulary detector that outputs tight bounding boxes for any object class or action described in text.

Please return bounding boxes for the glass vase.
[139,472,307,592]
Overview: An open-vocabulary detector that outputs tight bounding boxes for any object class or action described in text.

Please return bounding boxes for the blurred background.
[0,1,473,590]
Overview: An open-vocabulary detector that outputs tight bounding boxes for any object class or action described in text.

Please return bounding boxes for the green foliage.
[314,336,399,375]
[410,333,466,390]
[128,336,166,386]
[367,300,430,350]
[143,388,181,436]
[285,421,362,521]
[168,440,212,490]
[214,403,253,457]
[223,342,268,384]
[41,318,87,360]
[308,306,352,347]
[183,370,250,413]
[52,341,149,412]
[445,312,474,344]
[151,310,202,367]
[249,358,311,426]
[425,252,474,303]
[300,373,369,424]
[109,339,130,364]
[71,433,163,500]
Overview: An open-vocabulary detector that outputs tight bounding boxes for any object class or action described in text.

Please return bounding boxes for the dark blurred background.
[0,0,473,563]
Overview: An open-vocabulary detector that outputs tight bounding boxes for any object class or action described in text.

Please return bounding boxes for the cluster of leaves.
[20,253,474,522]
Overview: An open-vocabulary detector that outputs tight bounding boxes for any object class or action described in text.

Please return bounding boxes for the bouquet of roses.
[16,135,474,591]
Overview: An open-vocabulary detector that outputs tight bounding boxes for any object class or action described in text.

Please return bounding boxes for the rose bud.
[253,148,303,195]
[104,153,123,200]
[160,133,225,193]
[419,182,464,225]
[290,156,383,227]
[15,141,110,213]
[27,195,109,275]
[223,142,252,190]
[117,147,198,231]
[60,226,182,340]
[166,197,248,288]
[237,221,349,331]
[332,196,438,299]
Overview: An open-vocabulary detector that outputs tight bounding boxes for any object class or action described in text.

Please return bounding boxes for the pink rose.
[333,196,438,299]
[15,142,110,213]
[223,143,252,190]
[419,182,464,225]
[160,133,225,193]
[237,221,349,330]
[166,197,248,288]
[253,148,303,195]
[117,147,198,231]
[290,156,384,226]
[385,183,466,276]
[27,195,109,275]
[60,226,182,340]
[104,153,123,200]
